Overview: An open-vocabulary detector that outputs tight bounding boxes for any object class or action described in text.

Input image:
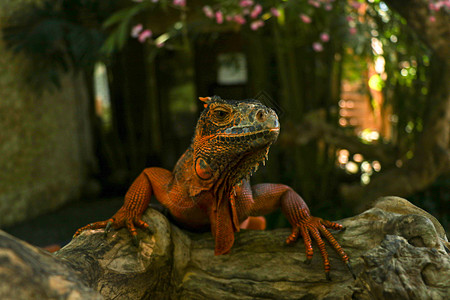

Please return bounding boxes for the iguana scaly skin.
[74,96,353,279]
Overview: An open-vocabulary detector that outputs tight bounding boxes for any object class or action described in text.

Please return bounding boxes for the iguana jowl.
[74,96,353,280]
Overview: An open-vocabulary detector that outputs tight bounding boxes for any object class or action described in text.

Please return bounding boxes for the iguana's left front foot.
[286,216,355,280]
[73,206,152,246]
[73,169,164,245]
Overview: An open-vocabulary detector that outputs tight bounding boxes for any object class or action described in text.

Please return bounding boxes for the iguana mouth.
[221,119,280,136]
[217,128,279,143]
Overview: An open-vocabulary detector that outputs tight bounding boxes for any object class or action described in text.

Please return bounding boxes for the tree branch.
[279,111,396,167]
[1,199,449,299]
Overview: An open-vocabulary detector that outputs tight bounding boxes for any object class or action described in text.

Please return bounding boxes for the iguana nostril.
[256,109,267,122]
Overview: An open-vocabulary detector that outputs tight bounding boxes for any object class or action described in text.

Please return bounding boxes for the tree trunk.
[1,197,449,299]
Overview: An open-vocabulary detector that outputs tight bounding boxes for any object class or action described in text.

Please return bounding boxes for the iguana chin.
[75,96,353,280]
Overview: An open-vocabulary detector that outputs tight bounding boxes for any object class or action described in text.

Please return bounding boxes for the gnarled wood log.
[0,197,449,299]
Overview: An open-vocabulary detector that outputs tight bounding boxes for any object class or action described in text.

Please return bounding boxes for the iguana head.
[192,96,280,188]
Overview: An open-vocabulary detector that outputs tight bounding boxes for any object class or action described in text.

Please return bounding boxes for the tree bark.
[1,197,449,299]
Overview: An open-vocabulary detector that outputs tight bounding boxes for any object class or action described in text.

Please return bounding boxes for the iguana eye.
[209,104,232,125]
[215,109,228,118]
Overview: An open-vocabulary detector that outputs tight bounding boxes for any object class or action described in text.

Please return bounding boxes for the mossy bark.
[0,197,449,299]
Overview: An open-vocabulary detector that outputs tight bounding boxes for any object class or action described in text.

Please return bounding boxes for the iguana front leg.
[74,167,173,245]
[236,182,354,280]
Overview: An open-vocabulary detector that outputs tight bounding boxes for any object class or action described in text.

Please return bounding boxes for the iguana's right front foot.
[73,207,151,246]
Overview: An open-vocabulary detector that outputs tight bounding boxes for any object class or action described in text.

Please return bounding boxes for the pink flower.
[138,30,152,43]
[430,1,447,11]
[203,6,214,18]
[312,42,323,52]
[173,0,185,7]
[250,4,263,19]
[320,32,330,42]
[216,11,223,24]
[324,4,333,11]
[131,24,143,38]
[308,0,320,8]
[300,14,312,24]
[250,20,264,31]
[349,27,357,35]
[429,3,438,11]
[429,16,436,22]
[351,2,362,9]
[346,16,354,22]
[226,15,233,21]
[234,15,246,25]
[239,0,253,7]
[270,8,280,17]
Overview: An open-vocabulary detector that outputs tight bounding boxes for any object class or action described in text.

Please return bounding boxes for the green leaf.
[101,2,152,52]
[116,21,129,49]
[103,3,149,29]
[100,33,117,54]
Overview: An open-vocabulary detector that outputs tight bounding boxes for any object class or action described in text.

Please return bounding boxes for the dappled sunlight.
[337,149,382,185]
[94,62,112,130]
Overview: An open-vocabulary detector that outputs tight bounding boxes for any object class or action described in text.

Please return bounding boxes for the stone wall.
[0,0,93,227]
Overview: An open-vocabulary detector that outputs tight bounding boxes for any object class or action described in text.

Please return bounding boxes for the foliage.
[36,1,450,208]
[2,0,448,225]
[341,1,435,165]
[2,0,118,90]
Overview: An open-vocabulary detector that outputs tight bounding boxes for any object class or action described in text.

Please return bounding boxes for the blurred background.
[0,0,448,250]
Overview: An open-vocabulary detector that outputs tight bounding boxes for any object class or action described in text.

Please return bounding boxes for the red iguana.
[74,96,354,280]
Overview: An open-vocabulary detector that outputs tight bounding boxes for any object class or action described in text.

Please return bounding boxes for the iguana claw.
[132,235,139,247]
[104,221,113,237]
[346,260,356,279]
